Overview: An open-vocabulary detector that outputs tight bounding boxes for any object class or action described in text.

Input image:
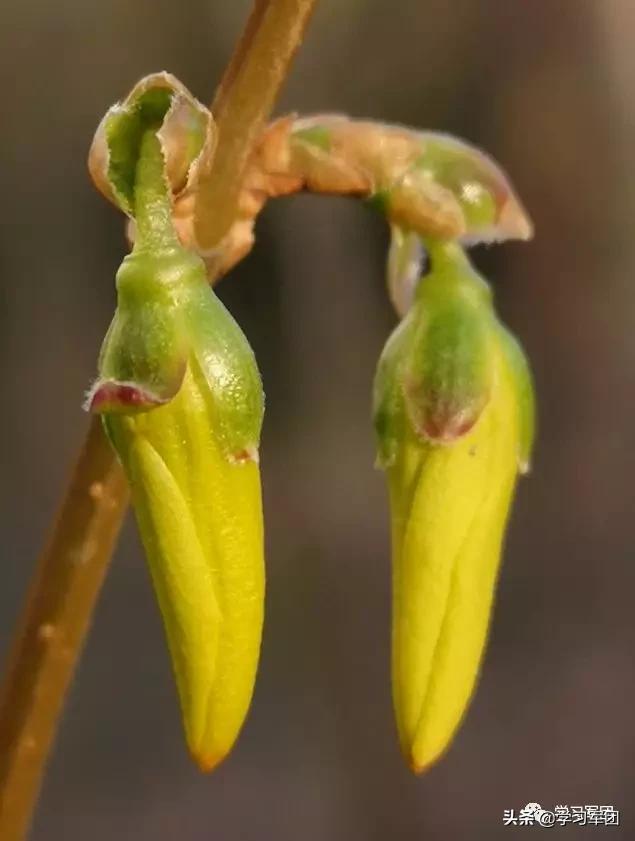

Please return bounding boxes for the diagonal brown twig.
[0,2,318,838]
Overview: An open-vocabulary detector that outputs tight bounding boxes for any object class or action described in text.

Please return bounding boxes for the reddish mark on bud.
[420,406,480,443]
[231,445,259,464]
[85,380,165,414]
[405,383,487,445]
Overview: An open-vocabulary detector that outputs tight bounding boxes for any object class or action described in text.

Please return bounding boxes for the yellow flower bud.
[374,241,534,773]
[87,80,265,771]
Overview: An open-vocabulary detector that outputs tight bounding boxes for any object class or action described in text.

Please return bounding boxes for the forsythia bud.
[373,240,534,773]
[91,247,265,772]
[86,75,264,771]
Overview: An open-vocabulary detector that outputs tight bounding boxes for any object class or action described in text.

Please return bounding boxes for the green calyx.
[374,240,534,472]
[88,104,263,461]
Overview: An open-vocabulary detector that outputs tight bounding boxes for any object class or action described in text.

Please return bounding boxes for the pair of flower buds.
[86,75,535,774]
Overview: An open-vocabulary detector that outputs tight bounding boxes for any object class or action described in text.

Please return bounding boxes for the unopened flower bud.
[92,249,264,770]
[374,240,534,773]
[86,80,264,771]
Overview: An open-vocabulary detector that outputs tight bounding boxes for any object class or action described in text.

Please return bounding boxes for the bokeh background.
[1,1,634,838]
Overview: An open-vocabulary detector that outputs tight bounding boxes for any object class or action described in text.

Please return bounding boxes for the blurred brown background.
[1,1,634,838]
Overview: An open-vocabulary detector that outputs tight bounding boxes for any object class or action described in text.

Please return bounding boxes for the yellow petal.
[124,429,221,756]
[389,342,520,773]
[106,359,264,771]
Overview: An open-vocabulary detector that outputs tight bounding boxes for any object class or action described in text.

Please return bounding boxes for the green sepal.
[374,241,497,460]
[89,244,264,460]
[404,293,494,444]
[373,314,415,468]
[183,282,264,461]
[87,247,202,412]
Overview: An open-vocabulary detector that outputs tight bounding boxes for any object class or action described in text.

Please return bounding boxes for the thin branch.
[0,417,128,841]
[0,1,317,838]
[194,0,318,252]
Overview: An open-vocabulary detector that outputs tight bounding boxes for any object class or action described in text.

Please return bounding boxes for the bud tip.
[191,748,227,774]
